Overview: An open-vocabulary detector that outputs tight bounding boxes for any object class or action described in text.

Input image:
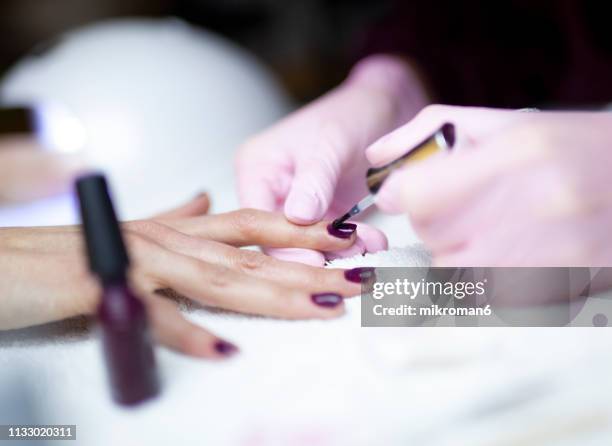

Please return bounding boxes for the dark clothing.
[360,0,612,108]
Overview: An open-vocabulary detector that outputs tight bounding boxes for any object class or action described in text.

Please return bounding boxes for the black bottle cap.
[76,174,129,284]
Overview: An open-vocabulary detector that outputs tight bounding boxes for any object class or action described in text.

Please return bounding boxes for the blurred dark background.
[1,0,611,107]
[0,0,390,103]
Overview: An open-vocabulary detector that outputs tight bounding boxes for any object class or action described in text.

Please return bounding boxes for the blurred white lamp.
[0,18,289,225]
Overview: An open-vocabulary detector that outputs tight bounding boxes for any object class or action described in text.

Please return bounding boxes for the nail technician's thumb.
[374,170,408,214]
[235,162,278,212]
[284,188,322,224]
[284,160,336,224]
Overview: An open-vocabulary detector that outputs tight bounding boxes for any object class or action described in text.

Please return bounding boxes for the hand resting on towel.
[0,194,363,358]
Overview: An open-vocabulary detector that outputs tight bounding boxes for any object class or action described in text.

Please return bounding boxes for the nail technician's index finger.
[399,138,523,221]
[365,105,520,167]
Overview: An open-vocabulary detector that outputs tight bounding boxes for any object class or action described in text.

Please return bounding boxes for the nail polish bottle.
[76,174,159,406]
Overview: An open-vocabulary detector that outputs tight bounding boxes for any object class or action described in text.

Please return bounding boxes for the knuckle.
[234,249,269,272]
[230,208,262,237]
[206,265,233,293]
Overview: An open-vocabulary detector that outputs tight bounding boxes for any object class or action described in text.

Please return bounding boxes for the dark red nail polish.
[214,340,238,356]
[311,293,343,308]
[327,222,357,239]
[344,267,376,283]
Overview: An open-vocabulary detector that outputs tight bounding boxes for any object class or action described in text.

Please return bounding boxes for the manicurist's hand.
[0,136,86,203]
[236,54,431,265]
[366,105,612,266]
[0,194,370,359]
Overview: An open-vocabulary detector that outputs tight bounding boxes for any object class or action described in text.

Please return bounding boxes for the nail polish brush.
[332,123,455,228]
[76,173,160,406]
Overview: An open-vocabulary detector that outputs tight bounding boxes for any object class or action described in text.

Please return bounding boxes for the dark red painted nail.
[327,222,357,239]
[311,293,343,308]
[344,267,376,283]
[214,340,238,356]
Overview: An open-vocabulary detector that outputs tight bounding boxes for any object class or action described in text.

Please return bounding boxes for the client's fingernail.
[344,267,376,283]
[311,293,343,308]
[214,340,239,356]
[327,223,357,239]
[195,191,208,199]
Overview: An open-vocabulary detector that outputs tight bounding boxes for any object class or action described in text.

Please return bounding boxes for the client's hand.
[0,194,367,358]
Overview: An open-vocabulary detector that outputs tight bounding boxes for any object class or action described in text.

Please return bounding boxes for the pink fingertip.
[265,248,326,267]
[325,238,366,261]
[356,225,388,253]
[364,136,390,166]
[284,192,321,224]
[374,172,407,214]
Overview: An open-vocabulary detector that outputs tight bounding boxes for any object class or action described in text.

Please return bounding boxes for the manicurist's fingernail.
[214,340,239,356]
[327,222,357,239]
[344,267,376,283]
[311,293,343,308]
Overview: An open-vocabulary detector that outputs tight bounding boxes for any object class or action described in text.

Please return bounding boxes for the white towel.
[2,245,612,446]
[328,244,432,269]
